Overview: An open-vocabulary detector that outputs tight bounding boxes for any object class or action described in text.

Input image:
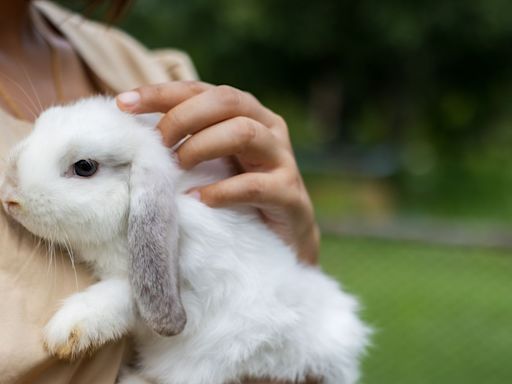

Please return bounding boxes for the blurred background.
[76,0,511,382]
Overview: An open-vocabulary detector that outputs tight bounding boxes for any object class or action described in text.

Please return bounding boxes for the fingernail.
[187,189,201,201]
[117,91,141,108]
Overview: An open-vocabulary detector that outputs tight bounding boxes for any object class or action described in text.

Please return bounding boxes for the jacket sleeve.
[151,48,199,81]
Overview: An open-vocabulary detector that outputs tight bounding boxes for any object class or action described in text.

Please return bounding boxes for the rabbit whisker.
[12,236,41,282]
[61,230,79,291]
[21,66,44,115]
[0,72,39,119]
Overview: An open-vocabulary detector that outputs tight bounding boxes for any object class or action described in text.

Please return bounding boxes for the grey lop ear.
[128,159,186,336]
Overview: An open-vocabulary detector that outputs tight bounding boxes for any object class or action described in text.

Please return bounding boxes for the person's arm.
[116,81,320,264]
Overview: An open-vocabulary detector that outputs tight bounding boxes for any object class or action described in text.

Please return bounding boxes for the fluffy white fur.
[0,97,369,384]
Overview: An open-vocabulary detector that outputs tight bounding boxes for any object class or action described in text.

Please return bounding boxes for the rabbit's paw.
[43,325,86,361]
[43,297,118,360]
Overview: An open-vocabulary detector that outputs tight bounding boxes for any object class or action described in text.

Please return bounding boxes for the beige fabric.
[0,2,197,383]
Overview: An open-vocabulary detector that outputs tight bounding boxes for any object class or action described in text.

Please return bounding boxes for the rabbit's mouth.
[0,192,55,242]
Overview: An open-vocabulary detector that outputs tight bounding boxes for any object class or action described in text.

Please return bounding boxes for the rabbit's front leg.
[43,277,134,360]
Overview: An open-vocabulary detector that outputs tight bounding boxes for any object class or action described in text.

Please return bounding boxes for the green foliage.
[119,0,512,157]
[63,0,512,220]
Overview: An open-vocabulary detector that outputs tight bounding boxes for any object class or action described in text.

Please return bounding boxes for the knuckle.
[285,172,302,190]
[295,174,305,190]
[167,110,186,131]
[245,178,266,201]
[183,80,208,95]
[215,85,242,109]
[234,118,257,152]
[159,110,186,146]
[278,171,303,208]
[273,113,287,128]
[278,150,297,167]
[284,191,303,210]
[243,91,259,104]
[151,83,168,100]
[280,178,304,209]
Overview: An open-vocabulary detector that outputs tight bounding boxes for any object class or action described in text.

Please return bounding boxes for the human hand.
[117,81,319,263]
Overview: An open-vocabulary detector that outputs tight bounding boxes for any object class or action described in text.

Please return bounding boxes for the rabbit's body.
[130,165,367,384]
[0,97,369,384]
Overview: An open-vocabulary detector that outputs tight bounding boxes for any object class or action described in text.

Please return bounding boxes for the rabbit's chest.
[79,239,130,277]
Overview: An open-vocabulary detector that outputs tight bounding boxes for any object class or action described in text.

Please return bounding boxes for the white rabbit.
[0,97,369,384]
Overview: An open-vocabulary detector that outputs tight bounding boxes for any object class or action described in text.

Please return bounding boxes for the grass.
[320,236,512,384]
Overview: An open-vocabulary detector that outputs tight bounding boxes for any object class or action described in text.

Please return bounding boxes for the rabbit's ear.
[127,158,186,336]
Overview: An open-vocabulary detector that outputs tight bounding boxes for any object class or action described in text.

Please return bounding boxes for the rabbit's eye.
[73,159,98,177]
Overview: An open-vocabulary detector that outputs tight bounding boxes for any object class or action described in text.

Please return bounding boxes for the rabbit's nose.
[6,200,20,209]
[1,199,21,215]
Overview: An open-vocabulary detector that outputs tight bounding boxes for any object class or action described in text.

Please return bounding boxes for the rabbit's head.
[0,97,186,336]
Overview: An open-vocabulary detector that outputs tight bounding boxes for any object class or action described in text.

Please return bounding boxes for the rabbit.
[0,96,370,384]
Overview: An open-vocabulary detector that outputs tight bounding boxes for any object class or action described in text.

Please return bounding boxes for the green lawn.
[320,236,512,384]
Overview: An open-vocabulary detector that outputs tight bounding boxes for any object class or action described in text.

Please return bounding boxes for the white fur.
[44,278,134,356]
[0,97,370,384]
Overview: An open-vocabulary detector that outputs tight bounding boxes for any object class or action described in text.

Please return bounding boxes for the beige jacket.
[0,2,197,383]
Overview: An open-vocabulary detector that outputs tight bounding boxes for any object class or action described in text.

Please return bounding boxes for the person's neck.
[0,1,40,58]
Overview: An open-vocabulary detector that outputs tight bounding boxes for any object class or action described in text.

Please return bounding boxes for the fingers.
[116,82,318,263]
[116,82,282,149]
[193,170,319,265]
[116,81,214,113]
[176,117,285,170]
[193,171,301,210]
[157,85,277,147]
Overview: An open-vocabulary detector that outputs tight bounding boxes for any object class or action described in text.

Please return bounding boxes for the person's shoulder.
[35,1,198,83]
